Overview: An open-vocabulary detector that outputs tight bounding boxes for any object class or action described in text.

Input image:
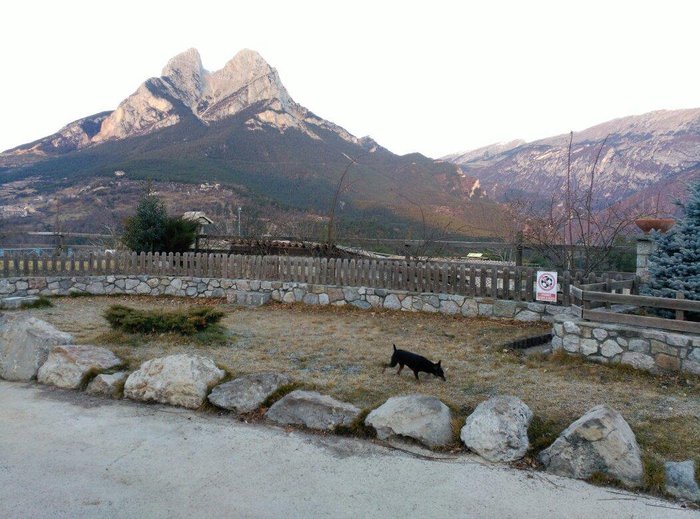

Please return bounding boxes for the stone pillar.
[636,236,655,283]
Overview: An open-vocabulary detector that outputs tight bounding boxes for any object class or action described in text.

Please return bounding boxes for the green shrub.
[104,305,224,335]
[20,296,54,309]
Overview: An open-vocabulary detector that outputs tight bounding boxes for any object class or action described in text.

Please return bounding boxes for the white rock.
[665,460,700,503]
[539,405,643,487]
[208,372,291,413]
[514,310,540,322]
[0,315,74,381]
[563,335,579,352]
[38,345,123,389]
[124,354,225,409]
[620,352,655,371]
[440,300,460,315]
[600,339,623,358]
[580,339,598,356]
[383,294,402,310]
[365,394,453,448]
[266,390,360,430]
[563,321,581,334]
[460,395,533,462]
[592,329,608,341]
[86,371,129,398]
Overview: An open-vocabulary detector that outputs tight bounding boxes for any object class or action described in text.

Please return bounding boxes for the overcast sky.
[2,0,699,158]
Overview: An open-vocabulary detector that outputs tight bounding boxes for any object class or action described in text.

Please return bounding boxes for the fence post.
[676,292,685,321]
[562,271,571,306]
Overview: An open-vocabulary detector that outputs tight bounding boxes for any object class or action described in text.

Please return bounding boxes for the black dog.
[382,344,445,382]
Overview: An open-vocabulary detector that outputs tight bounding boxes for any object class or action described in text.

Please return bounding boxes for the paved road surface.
[0,381,696,518]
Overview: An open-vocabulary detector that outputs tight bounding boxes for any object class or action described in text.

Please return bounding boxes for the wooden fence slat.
[583,308,700,334]
[488,267,496,298]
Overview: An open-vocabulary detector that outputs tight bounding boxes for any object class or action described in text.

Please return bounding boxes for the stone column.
[636,236,655,283]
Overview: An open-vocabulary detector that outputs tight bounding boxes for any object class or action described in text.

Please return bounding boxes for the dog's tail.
[393,344,397,352]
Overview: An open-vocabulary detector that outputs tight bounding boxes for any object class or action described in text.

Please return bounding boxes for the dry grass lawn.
[26,295,700,495]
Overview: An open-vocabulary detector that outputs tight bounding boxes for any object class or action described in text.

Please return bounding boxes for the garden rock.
[86,371,129,398]
[38,345,124,389]
[539,405,643,487]
[0,296,40,309]
[365,394,453,448]
[124,354,225,409]
[208,372,291,413]
[266,390,360,430]
[0,314,74,381]
[665,460,700,503]
[460,395,533,462]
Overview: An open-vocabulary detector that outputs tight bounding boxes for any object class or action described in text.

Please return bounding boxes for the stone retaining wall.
[0,275,569,322]
[552,315,700,376]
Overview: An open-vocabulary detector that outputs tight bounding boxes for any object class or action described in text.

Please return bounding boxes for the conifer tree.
[645,181,700,308]
[121,180,199,254]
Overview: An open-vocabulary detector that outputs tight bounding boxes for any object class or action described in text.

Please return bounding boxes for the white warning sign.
[536,271,558,303]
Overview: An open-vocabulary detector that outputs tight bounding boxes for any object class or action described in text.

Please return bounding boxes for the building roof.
[182,211,214,225]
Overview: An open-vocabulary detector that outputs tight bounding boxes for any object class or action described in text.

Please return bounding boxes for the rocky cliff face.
[444,109,700,211]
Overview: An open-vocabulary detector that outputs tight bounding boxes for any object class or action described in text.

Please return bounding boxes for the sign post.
[536,271,558,303]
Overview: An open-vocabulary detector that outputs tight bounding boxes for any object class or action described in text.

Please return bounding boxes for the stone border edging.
[0,275,571,322]
[552,315,700,375]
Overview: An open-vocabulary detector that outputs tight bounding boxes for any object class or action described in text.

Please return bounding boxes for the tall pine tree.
[645,180,700,312]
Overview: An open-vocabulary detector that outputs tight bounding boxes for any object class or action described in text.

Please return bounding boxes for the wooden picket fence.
[0,251,635,305]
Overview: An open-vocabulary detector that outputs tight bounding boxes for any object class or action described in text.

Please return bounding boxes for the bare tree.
[506,133,644,274]
[392,191,466,261]
[326,153,357,246]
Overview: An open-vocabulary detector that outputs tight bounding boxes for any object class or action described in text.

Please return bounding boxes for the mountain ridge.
[443,108,700,212]
[0,48,500,240]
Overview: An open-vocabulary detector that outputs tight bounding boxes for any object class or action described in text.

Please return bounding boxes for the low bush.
[21,296,54,309]
[104,305,225,335]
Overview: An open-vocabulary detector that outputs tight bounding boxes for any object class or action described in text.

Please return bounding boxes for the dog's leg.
[413,370,421,383]
[396,364,403,376]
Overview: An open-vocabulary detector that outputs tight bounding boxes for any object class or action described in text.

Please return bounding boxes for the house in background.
[183,212,215,251]
[182,211,214,235]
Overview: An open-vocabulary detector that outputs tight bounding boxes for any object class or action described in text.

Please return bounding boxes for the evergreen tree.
[161,217,199,253]
[645,181,700,312]
[121,193,168,253]
[122,188,199,253]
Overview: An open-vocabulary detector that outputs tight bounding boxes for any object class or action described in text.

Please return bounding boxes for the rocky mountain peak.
[161,48,203,80]
[200,48,292,120]
[1,48,352,159]
[160,48,205,110]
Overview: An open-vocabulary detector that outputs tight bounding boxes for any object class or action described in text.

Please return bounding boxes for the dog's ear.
[437,360,441,366]
[393,344,397,351]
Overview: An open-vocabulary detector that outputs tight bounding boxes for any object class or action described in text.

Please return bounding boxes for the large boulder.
[86,371,129,399]
[665,460,700,503]
[539,405,643,487]
[460,395,533,462]
[38,345,123,389]
[0,314,74,381]
[364,394,453,448]
[208,372,291,413]
[266,390,360,430]
[124,354,225,409]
